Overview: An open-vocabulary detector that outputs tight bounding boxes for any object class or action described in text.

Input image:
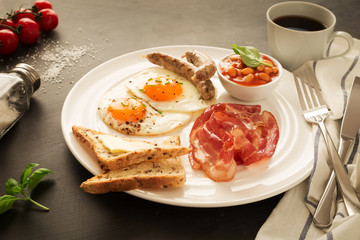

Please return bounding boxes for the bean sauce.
[219,54,279,87]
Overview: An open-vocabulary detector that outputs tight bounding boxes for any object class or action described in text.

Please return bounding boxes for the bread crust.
[72,126,190,171]
[80,159,186,194]
[73,126,188,193]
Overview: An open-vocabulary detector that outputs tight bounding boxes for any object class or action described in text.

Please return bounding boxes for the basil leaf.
[20,163,39,188]
[5,178,22,195]
[232,44,273,68]
[28,168,53,190]
[1,163,53,213]
[0,195,18,214]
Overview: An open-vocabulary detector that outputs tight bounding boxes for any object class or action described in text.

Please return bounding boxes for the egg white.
[126,67,215,113]
[98,81,192,136]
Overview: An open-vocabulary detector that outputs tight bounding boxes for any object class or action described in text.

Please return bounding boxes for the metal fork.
[293,65,360,227]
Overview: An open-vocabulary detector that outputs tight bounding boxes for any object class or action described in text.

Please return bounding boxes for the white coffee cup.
[267,1,354,71]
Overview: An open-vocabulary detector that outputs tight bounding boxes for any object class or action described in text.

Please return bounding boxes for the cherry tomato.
[0,19,15,30]
[36,9,58,31]
[33,0,53,12]
[15,18,40,45]
[0,29,19,55]
[13,8,36,23]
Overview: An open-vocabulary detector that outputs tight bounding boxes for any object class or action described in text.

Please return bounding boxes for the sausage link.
[145,52,195,81]
[145,52,216,100]
[185,50,215,68]
[185,50,217,82]
[197,79,216,100]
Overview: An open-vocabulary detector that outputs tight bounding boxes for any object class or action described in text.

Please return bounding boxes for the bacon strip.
[189,103,279,182]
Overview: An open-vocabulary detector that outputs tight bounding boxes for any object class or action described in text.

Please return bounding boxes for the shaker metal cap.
[13,63,41,93]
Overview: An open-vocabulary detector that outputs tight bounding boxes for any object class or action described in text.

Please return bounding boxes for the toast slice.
[80,157,186,194]
[79,130,186,194]
[72,126,190,171]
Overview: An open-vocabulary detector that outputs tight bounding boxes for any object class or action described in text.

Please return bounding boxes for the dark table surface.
[1,0,359,239]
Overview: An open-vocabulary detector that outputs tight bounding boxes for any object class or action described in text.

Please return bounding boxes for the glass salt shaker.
[0,63,40,139]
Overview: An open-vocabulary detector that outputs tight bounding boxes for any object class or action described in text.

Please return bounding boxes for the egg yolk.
[107,98,147,123]
[143,77,183,101]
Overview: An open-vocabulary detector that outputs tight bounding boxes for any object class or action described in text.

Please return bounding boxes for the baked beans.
[219,54,279,86]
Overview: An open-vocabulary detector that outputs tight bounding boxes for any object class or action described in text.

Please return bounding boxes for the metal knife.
[313,76,360,227]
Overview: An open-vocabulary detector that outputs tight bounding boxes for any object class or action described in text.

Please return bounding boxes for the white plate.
[61,45,313,207]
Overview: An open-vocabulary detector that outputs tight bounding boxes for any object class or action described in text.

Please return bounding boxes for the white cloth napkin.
[256,38,360,240]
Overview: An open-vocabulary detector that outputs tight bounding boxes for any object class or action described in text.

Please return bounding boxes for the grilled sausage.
[145,52,196,81]
[145,52,216,100]
[185,50,217,82]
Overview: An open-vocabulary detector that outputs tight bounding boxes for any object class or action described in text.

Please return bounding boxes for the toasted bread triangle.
[72,126,190,171]
[80,157,186,194]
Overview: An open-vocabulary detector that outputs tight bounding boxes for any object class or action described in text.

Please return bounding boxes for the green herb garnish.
[0,163,53,214]
[232,44,273,68]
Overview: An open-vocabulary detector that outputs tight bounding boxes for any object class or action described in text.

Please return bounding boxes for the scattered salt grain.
[40,44,90,85]
[1,36,105,94]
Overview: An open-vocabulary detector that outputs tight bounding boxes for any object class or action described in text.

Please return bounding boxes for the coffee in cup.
[267,1,354,71]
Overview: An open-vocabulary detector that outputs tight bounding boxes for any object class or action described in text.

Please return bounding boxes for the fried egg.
[98,82,192,135]
[126,67,214,113]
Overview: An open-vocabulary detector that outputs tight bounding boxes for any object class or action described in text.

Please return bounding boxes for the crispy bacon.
[189,103,279,182]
